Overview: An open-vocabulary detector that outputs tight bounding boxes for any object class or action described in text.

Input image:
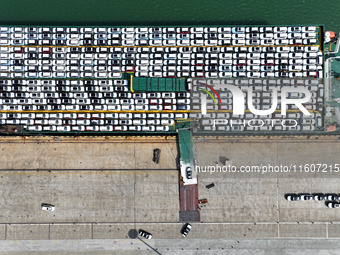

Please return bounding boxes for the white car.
[142,126,156,131]
[128,126,142,131]
[57,126,71,132]
[41,203,55,211]
[156,126,170,131]
[328,202,340,208]
[247,72,261,78]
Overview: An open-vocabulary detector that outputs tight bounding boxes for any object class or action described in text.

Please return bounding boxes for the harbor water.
[0,0,338,31]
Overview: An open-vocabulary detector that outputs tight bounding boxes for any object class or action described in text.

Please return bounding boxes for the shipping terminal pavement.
[0,135,340,254]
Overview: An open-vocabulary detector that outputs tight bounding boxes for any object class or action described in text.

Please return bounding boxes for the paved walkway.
[1,238,340,255]
[2,222,340,240]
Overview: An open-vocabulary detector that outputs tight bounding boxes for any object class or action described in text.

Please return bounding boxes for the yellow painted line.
[318,28,322,49]
[130,74,134,93]
[0,44,320,49]
[176,119,192,123]
[191,109,321,114]
[0,109,319,114]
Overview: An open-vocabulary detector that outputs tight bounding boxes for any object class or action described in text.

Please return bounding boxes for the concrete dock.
[0,135,339,242]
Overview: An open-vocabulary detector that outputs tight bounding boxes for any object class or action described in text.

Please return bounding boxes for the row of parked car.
[0,29,318,39]
[0,79,128,86]
[0,77,191,132]
[0,71,123,79]
[0,70,323,79]
[0,78,189,97]
[0,25,321,79]
[0,112,188,119]
[0,26,318,47]
[0,46,321,57]
[0,26,317,34]
[17,113,185,131]
[25,125,170,132]
[0,45,321,54]
[0,39,320,47]
[0,46,323,79]
[0,70,324,79]
[285,193,340,208]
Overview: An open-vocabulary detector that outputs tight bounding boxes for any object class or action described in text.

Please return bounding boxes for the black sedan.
[181,223,192,237]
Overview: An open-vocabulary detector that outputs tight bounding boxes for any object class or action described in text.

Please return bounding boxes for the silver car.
[41,203,55,211]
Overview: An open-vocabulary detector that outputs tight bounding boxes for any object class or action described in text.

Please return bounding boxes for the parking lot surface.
[195,137,340,223]
[0,169,179,224]
[0,136,178,170]
[0,136,340,241]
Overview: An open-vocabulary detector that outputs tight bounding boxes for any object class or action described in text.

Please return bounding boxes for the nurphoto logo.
[199,83,312,116]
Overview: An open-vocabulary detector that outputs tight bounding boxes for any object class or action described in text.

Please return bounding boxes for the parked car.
[299,194,313,201]
[181,223,192,237]
[313,194,327,201]
[285,194,300,201]
[327,202,340,208]
[138,229,152,239]
[41,203,55,211]
[326,194,339,201]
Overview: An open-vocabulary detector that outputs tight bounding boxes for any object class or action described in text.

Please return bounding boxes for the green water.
[0,0,338,31]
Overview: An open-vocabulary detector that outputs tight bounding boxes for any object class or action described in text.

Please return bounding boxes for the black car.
[138,229,152,239]
[280,72,289,78]
[181,223,192,237]
[299,194,314,201]
[124,60,135,66]
[177,92,188,99]
[153,149,161,164]
[84,47,96,53]
[27,53,38,60]
[41,33,52,39]
[207,33,217,40]
[83,40,93,46]
[111,60,121,66]
[313,193,327,201]
[278,65,289,71]
[13,59,24,66]
[70,47,81,54]
[97,40,107,46]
